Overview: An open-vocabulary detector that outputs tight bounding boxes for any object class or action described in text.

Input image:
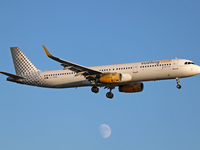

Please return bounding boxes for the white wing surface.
[42,45,102,77]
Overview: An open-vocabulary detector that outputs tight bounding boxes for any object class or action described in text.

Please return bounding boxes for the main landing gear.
[91,86,114,99]
[91,86,99,93]
[91,79,99,93]
[106,91,114,99]
[176,77,181,89]
[105,86,115,99]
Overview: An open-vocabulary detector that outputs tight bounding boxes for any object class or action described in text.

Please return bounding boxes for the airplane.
[1,45,200,99]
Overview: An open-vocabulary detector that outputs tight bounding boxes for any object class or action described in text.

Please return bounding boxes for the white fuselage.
[22,58,200,88]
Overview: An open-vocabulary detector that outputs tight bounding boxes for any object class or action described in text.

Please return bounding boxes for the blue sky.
[1,0,200,150]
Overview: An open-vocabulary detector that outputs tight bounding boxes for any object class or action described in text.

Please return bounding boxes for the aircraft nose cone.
[197,66,200,74]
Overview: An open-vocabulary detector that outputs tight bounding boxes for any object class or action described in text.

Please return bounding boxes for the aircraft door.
[133,64,138,73]
[172,59,179,70]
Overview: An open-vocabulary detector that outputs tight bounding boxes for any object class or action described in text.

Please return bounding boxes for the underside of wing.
[42,45,102,77]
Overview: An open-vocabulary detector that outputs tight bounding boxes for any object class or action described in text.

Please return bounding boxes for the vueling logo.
[161,60,172,63]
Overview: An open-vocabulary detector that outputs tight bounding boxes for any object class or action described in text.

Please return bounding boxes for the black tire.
[91,86,99,93]
[176,85,181,89]
[106,92,114,99]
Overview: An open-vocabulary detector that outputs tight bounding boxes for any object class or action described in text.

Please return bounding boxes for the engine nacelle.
[98,73,132,84]
[119,82,144,93]
[120,73,132,82]
[99,73,121,84]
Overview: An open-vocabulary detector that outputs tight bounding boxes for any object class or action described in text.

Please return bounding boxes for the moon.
[99,124,111,138]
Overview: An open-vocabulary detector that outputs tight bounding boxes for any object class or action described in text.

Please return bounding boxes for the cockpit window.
[189,62,195,64]
[184,62,195,65]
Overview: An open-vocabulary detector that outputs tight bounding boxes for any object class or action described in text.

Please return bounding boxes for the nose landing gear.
[176,77,181,89]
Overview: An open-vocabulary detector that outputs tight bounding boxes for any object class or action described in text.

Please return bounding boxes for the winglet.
[42,45,51,56]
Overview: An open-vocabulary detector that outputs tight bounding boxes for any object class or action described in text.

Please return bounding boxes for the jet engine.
[98,73,121,84]
[119,82,144,93]
[98,73,132,84]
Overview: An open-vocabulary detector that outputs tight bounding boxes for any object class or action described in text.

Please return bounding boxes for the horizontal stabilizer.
[0,71,26,79]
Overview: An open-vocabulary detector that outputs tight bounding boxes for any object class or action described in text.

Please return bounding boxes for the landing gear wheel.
[106,92,114,99]
[91,86,99,93]
[177,84,181,89]
[176,78,181,89]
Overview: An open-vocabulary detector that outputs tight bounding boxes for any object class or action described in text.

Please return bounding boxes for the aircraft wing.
[0,71,26,79]
[42,45,102,76]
